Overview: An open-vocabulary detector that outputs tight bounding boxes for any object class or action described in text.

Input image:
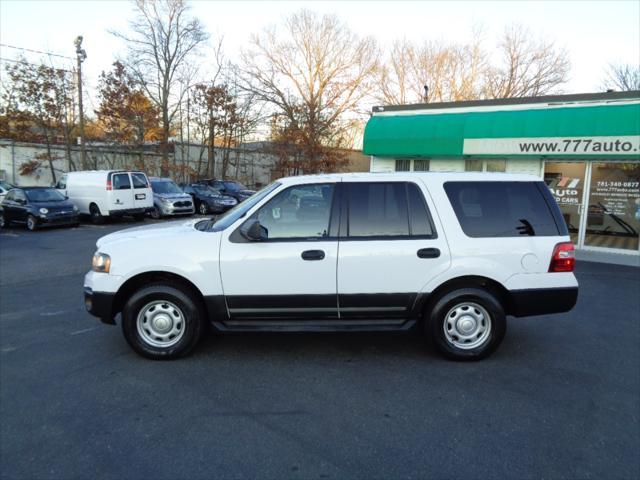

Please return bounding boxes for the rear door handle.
[417,248,440,259]
[301,250,325,261]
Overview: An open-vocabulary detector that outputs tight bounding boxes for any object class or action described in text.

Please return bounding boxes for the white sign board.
[463,136,640,156]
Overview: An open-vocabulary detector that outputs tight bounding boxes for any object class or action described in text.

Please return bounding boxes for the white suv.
[84,173,578,360]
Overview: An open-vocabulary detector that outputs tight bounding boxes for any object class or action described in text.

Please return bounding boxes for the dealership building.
[364,91,640,265]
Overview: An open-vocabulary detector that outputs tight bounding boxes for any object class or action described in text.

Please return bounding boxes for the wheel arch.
[415,275,513,318]
[112,271,209,320]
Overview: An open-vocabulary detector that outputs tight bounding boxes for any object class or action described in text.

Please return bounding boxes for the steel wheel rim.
[0,214,4,227]
[151,207,160,219]
[443,302,492,350]
[27,217,35,230]
[199,203,207,215]
[136,300,186,348]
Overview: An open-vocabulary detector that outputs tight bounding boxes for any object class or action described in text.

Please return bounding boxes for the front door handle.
[417,248,440,259]
[301,250,325,261]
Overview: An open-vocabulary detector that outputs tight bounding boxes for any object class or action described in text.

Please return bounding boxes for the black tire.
[198,202,208,215]
[150,207,161,220]
[121,283,205,360]
[26,215,38,231]
[90,204,104,224]
[425,287,506,361]
[71,222,80,228]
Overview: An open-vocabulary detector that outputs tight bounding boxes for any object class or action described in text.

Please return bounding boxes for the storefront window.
[486,159,506,172]
[584,162,640,251]
[414,159,430,171]
[544,162,586,244]
[465,159,483,172]
[395,159,410,172]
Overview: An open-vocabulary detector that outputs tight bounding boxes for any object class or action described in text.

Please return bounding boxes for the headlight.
[160,197,172,204]
[39,208,48,214]
[73,205,78,212]
[92,252,111,273]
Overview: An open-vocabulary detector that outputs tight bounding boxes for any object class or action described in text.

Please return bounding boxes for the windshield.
[152,180,183,195]
[205,182,281,232]
[193,185,218,196]
[25,188,66,202]
[224,181,247,192]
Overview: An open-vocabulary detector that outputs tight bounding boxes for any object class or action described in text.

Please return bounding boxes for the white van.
[56,170,153,223]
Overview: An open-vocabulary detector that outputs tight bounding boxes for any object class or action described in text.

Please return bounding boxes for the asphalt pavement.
[0,219,639,480]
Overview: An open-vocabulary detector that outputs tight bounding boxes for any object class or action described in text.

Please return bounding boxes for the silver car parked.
[149,177,194,219]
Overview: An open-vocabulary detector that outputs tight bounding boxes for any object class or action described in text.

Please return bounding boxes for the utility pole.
[74,36,88,169]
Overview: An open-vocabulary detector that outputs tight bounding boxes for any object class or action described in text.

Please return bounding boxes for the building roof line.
[372,91,640,114]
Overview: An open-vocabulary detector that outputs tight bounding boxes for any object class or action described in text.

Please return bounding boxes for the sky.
[1,0,639,114]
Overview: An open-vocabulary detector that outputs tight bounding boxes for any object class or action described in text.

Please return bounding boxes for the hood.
[31,200,76,211]
[155,192,191,200]
[96,218,201,248]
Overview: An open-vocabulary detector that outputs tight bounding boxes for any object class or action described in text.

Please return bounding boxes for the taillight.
[549,242,575,272]
[106,180,112,191]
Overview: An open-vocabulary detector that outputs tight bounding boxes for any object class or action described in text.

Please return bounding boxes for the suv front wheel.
[121,283,205,359]
[426,287,506,361]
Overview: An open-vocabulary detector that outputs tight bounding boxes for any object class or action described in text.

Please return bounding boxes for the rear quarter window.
[444,181,566,237]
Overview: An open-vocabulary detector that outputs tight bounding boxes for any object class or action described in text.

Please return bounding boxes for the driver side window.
[253,183,334,240]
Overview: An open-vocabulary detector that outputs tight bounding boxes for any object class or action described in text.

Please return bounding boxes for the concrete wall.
[0,140,279,188]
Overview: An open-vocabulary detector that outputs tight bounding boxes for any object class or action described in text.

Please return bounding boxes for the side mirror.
[240,219,267,241]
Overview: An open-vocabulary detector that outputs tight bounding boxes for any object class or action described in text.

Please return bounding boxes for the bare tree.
[113,0,208,171]
[601,63,640,91]
[377,39,415,105]
[241,9,379,173]
[483,25,570,98]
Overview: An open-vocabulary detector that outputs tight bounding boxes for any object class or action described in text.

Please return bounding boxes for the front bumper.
[158,202,195,216]
[84,271,123,324]
[84,287,116,324]
[38,213,79,226]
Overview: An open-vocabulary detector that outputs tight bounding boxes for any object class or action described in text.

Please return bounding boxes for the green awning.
[363,103,640,157]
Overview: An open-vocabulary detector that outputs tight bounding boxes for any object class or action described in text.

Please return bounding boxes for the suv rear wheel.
[426,287,506,361]
[121,283,205,359]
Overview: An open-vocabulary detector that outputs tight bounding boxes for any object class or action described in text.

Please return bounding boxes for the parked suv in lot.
[198,179,256,202]
[149,177,194,219]
[84,173,578,360]
[181,183,237,215]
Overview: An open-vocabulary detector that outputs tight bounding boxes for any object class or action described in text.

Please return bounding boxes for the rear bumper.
[508,287,579,317]
[84,287,116,324]
[109,207,152,217]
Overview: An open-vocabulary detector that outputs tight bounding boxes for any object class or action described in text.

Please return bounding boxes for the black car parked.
[0,187,79,231]
[181,184,238,215]
[198,179,256,202]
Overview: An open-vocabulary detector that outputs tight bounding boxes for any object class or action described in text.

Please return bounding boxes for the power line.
[0,57,73,73]
[0,43,73,60]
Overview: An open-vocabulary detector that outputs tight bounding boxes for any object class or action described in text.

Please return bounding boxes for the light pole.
[74,36,88,169]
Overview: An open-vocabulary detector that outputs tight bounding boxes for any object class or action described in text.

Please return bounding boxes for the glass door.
[543,162,587,245]
[584,162,640,252]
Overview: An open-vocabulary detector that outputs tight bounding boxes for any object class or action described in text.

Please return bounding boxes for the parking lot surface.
[1,219,639,480]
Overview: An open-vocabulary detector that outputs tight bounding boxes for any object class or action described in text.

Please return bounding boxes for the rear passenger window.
[444,181,562,237]
[113,174,131,190]
[131,173,149,189]
[407,183,436,237]
[348,183,408,237]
